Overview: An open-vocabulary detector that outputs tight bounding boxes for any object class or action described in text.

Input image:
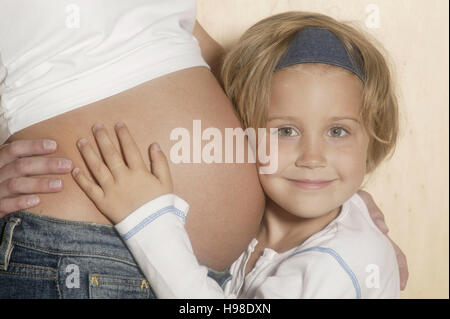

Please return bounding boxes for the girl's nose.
[295,138,327,169]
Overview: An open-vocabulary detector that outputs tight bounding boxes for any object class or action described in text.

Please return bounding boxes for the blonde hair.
[221,11,399,173]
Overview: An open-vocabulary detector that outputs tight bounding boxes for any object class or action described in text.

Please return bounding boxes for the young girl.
[71,12,400,298]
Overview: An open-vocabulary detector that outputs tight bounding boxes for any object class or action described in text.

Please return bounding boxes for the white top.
[115,193,401,299]
[0,0,208,144]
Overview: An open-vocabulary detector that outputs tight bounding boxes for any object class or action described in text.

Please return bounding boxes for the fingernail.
[152,143,160,152]
[72,167,80,176]
[92,123,103,132]
[49,179,62,189]
[27,196,40,206]
[43,140,57,150]
[58,159,72,169]
[115,122,125,129]
[377,219,389,232]
[77,138,87,147]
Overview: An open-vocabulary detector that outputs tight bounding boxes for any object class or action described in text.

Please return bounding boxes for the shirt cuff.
[115,193,190,241]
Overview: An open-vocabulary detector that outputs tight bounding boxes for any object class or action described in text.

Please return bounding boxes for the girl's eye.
[277,127,298,137]
[328,127,349,138]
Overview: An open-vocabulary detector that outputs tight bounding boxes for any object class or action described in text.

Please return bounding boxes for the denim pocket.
[88,273,153,299]
[0,245,59,298]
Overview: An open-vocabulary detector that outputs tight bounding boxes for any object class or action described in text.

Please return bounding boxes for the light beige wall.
[197,0,449,299]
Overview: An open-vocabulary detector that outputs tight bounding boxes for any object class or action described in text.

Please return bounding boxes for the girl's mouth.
[286,178,336,190]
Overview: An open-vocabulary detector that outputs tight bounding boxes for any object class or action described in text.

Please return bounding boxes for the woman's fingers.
[0,177,63,199]
[396,246,409,291]
[357,189,389,233]
[0,139,72,216]
[114,122,146,170]
[388,237,409,290]
[0,139,58,168]
[0,176,61,216]
[71,167,104,204]
[92,124,127,177]
[0,157,73,183]
[77,138,114,188]
[149,143,173,187]
[359,189,409,289]
[0,194,41,217]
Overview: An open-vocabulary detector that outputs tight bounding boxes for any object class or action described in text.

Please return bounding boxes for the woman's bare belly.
[6,67,265,269]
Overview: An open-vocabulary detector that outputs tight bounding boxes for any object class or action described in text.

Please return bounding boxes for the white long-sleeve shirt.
[115,193,400,299]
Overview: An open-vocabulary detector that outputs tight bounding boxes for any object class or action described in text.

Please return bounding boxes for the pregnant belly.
[6,67,265,269]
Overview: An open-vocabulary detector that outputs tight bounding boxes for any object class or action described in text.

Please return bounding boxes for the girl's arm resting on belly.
[72,122,231,298]
[0,139,73,216]
[116,194,230,298]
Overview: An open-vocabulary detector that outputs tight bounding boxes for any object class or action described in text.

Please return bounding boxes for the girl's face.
[257,64,369,218]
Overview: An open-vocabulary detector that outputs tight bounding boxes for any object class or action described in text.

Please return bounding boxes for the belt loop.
[0,217,21,271]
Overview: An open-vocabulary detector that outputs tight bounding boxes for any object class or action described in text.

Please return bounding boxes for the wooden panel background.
[197,0,449,299]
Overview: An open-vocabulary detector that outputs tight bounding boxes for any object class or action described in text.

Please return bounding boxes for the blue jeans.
[0,210,231,298]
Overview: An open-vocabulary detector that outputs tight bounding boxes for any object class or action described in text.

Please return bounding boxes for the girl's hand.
[72,122,173,224]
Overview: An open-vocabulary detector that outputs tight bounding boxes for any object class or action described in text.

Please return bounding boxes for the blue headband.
[275,27,365,82]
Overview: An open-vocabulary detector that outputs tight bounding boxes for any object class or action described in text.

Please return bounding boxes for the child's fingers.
[71,167,104,203]
[114,122,146,170]
[148,143,172,186]
[92,124,127,178]
[77,138,114,188]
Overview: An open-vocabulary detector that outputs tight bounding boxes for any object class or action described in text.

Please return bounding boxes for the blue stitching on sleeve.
[288,246,361,299]
[122,205,186,240]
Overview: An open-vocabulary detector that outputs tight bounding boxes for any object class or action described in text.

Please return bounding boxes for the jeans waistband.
[0,210,137,266]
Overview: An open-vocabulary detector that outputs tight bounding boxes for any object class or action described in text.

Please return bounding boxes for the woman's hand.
[72,122,173,224]
[0,139,73,217]
[358,190,409,291]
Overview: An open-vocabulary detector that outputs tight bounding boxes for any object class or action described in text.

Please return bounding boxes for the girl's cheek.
[276,138,299,167]
[256,137,294,175]
[328,140,368,178]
